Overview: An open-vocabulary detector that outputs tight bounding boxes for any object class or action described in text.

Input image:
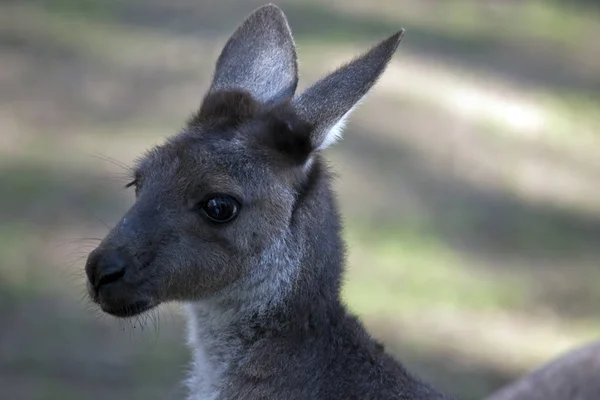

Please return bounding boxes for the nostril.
[88,249,128,290]
[98,267,126,288]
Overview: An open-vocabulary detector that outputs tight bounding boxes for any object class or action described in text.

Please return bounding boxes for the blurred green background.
[1,0,600,399]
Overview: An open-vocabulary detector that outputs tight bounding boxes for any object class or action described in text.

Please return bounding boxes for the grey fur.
[85,4,450,399]
[485,340,600,400]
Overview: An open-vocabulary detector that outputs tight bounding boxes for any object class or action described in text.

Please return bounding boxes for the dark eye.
[200,195,240,223]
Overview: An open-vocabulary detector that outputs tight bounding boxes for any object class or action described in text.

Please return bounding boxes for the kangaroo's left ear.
[208,4,298,105]
[293,30,404,152]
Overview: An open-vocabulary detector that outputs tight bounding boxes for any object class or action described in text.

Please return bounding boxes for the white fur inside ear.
[304,108,351,171]
[303,111,350,171]
[317,110,350,151]
[316,98,365,151]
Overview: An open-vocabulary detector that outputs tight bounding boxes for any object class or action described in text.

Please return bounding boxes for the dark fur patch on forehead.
[189,89,261,127]
[255,104,313,165]
[187,89,314,166]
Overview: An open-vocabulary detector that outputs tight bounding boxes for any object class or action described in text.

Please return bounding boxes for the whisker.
[91,215,113,231]
[150,309,161,347]
[86,152,133,174]
[64,256,90,268]
[56,238,103,248]
[93,173,134,184]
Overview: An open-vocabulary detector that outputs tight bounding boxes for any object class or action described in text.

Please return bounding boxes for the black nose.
[86,249,127,291]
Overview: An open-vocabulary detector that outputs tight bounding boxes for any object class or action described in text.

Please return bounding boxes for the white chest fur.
[184,305,226,400]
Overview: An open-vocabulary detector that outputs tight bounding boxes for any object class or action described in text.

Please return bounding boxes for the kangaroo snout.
[85,244,157,318]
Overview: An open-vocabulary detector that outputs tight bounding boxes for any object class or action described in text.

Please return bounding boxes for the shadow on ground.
[335,122,600,320]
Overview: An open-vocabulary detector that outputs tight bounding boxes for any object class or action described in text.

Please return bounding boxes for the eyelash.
[125,179,137,189]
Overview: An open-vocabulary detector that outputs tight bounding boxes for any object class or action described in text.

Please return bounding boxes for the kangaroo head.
[85,4,404,318]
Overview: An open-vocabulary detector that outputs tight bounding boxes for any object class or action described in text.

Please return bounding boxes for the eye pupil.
[202,195,239,223]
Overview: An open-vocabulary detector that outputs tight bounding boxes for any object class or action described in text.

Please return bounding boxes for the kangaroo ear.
[209,4,298,105]
[293,30,404,151]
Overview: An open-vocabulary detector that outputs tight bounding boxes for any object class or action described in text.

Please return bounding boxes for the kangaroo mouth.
[100,299,157,318]
[85,269,159,318]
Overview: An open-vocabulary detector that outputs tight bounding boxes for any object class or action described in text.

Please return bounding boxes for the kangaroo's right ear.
[208,4,298,105]
[293,30,404,152]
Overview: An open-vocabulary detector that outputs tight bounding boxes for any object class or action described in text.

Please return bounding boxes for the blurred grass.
[343,222,527,315]
[1,1,600,399]
[20,0,600,47]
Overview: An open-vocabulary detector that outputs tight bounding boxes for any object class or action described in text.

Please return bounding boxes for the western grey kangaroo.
[84,3,450,399]
[83,3,600,400]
